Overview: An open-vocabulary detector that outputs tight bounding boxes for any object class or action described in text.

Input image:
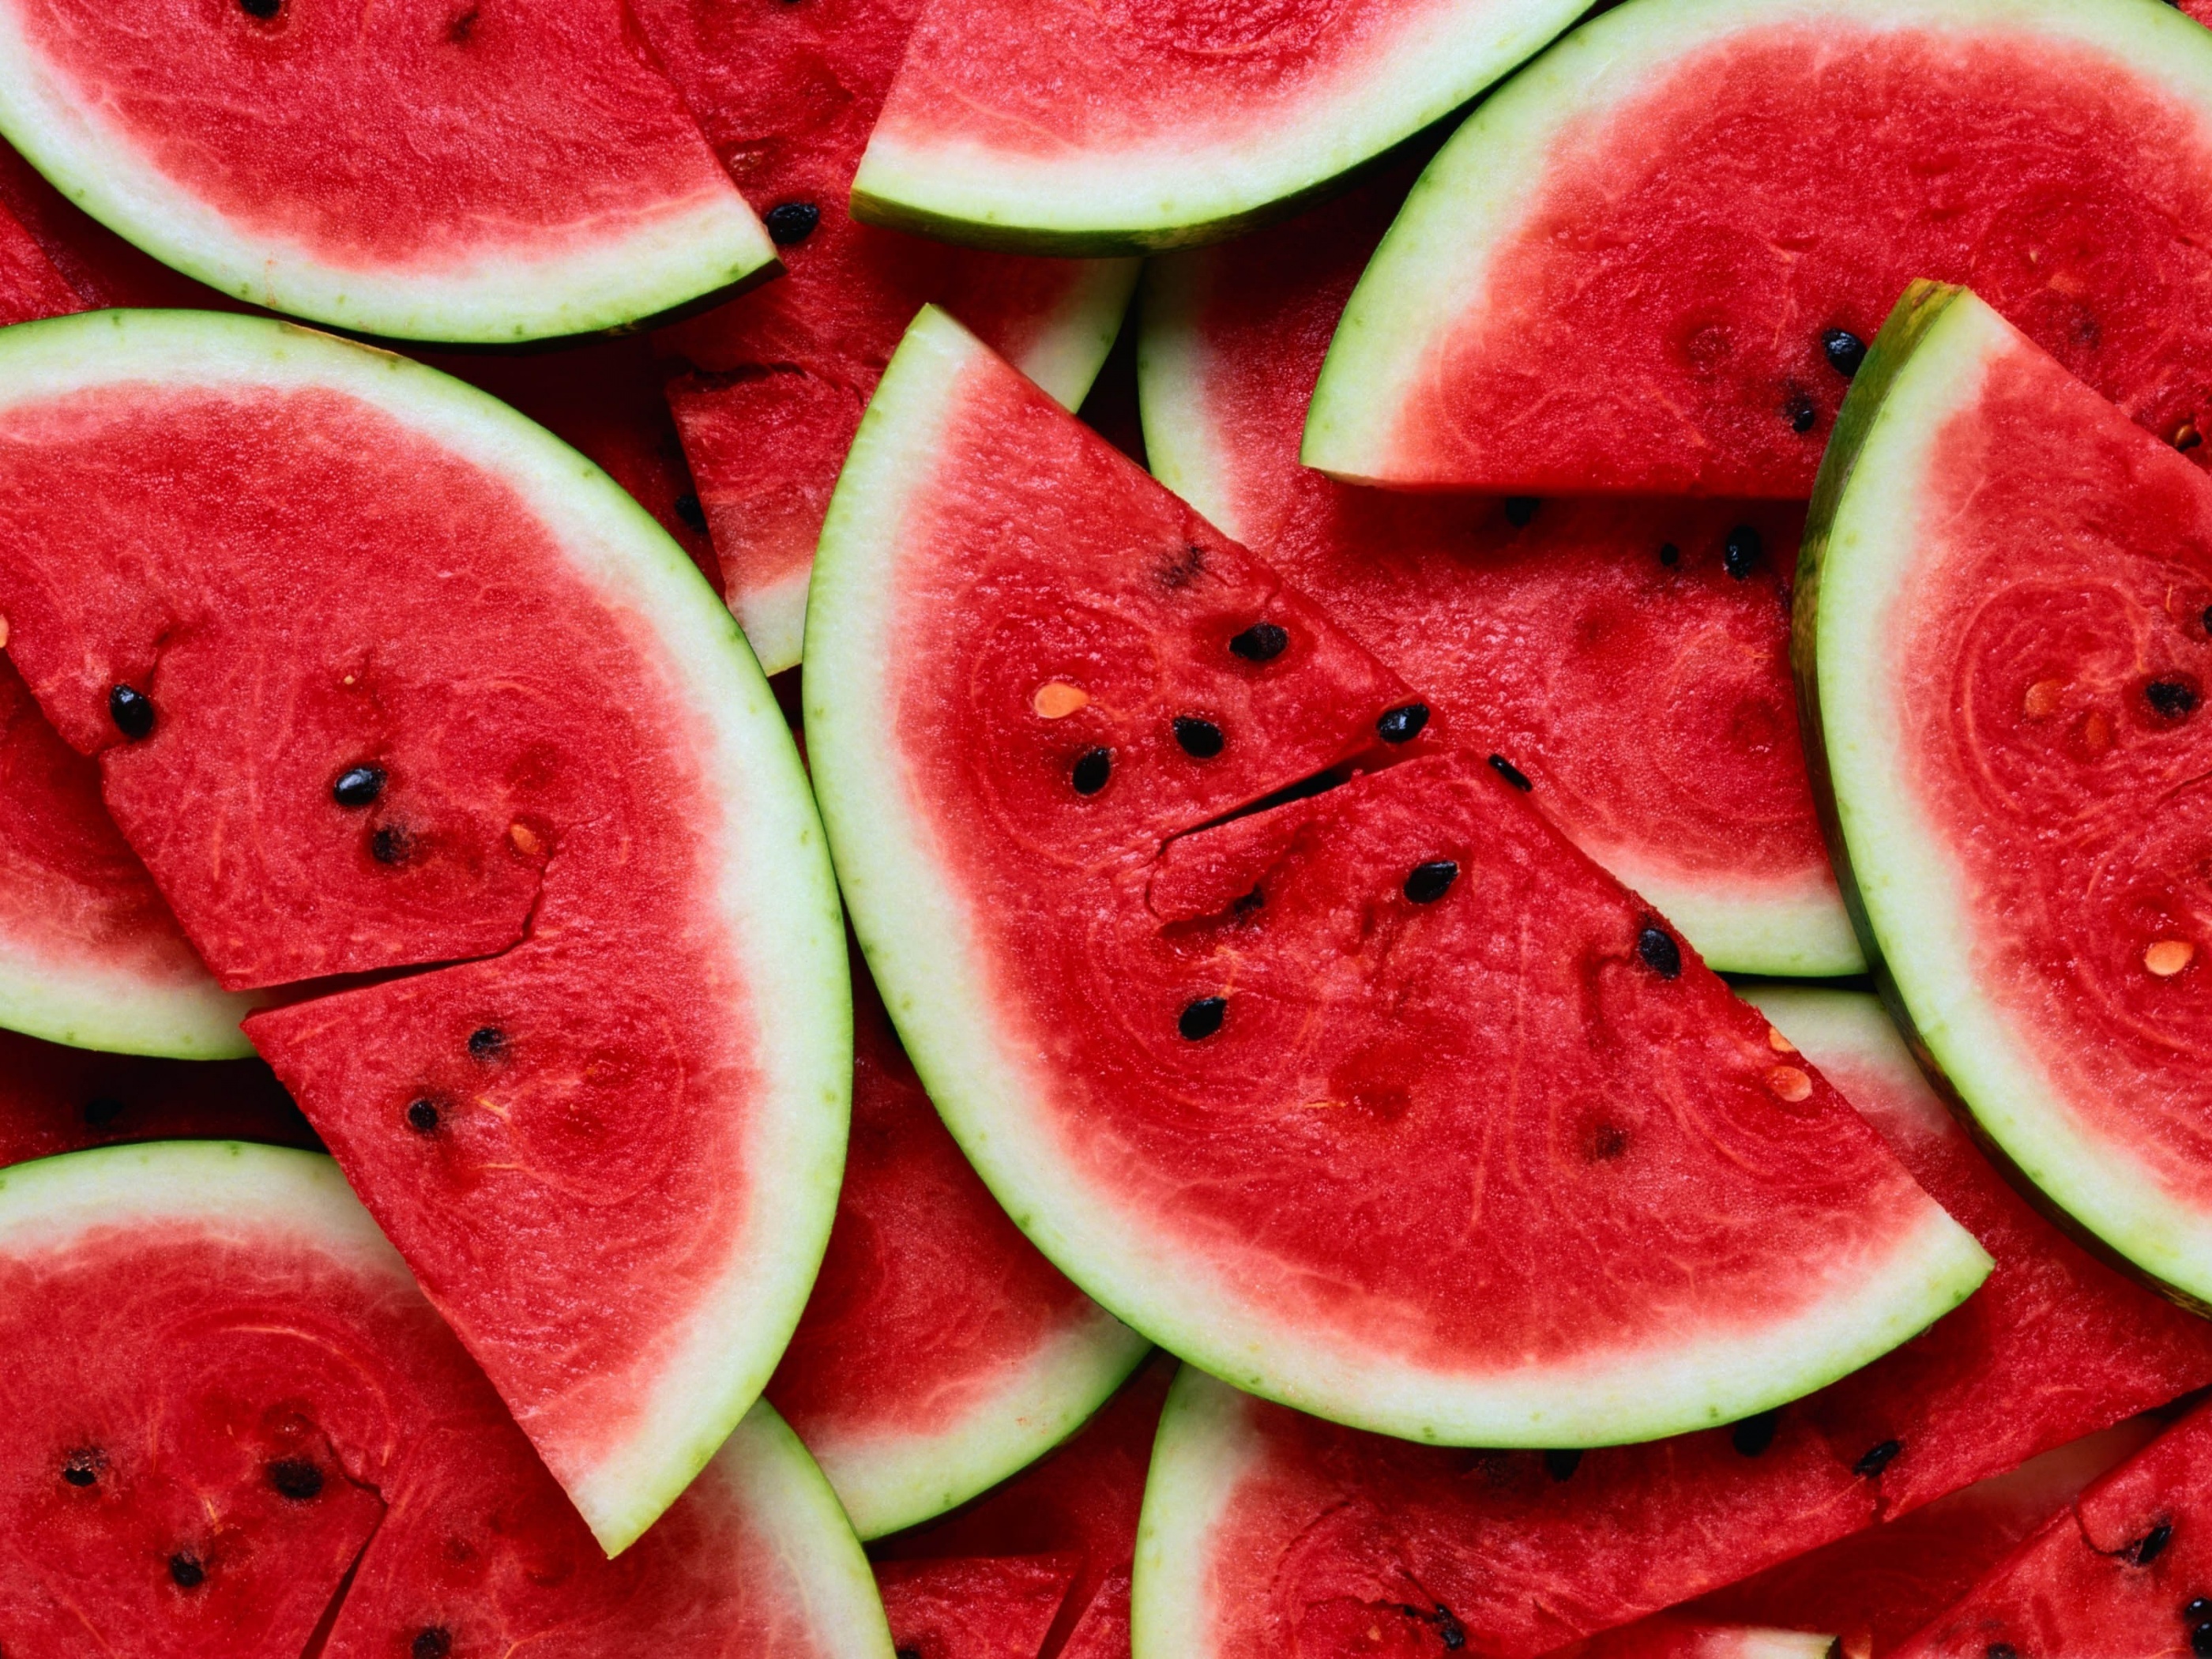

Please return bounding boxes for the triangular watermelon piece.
[0,310,846,1553]
[1305,0,2212,495]
[875,1555,1080,1659]
[0,1026,312,1166]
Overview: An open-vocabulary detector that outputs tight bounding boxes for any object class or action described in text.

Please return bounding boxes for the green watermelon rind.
[1132,254,1252,540]
[1796,280,2212,1315]
[1301,0,2212,486]
[0,940,258,1060]
[1128,1366,1262,1659]
[0,28,779,344]
[0,307,852,1553]
[810,303,1992,1454]
[846,0,1590,258]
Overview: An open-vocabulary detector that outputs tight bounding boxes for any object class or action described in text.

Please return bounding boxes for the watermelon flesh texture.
[0,310,846,1554]
[849,0,1588,254]
[0,1026,314,1166]
[0,1142,892,1659]
[768,962,1148,1540]
[631,0,1138,675]
[1140,167,1857,977]
[0,0,776,342]
[1558,1619,1835,1659]
[1057,1570,1131,1659]
[1306,0,2212,496]
[875,1555,1078,1659]
[0,185,76,323]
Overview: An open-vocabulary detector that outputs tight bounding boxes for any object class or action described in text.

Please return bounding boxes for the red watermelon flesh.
[1058,1570,1130,1659]
[875,1555,1080,1659]
[1306,0,2212,497]
[0,1026,314,1166]
[0,187,76,324]
[1142,170,1849,974]
[631,0,1134,673]
[1557,1617,1834,1659]
[0,136,228,312]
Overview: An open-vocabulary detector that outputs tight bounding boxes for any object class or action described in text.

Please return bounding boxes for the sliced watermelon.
[807,304,1987,1449]
[1800,281,2212,1309]
[769,963,1149,1540]
[848,0,1587,254]
[875,1556,1079,1659]
[1306,0,2212,496]
[632,0,1138,674]
[1141,167,1857,977]
[0,1027,312,1166]
[0,1140,893,1657]
[0,310,847,1552]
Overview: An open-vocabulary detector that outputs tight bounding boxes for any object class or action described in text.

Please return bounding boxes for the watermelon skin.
[849,0,1588,254]
[0,1026,313,1165]
[1307,0,2212,497]
[632,0,1138,675]
[1800,281,2212,1311]
[0,310,848,1555]
[875,1556,1079,1659]
[0,1141,895,1659]
[1140,170,1858,977]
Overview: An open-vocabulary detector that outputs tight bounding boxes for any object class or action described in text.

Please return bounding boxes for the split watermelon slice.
[0,308,848,1552]
[808,305,1989,1450]
[1307,0,2212,496]
[849,0,1587,254]
[1801,280,2212,1310]
[1141,165,1856,976]
[0,0,777,341]
[0,1140,893,1657]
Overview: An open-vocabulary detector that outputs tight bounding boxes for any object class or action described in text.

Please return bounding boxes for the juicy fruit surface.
[0,1027,311,1165]
[874,1555,1078,1659]
[1313,0,2212,494]
[0,188,75,323]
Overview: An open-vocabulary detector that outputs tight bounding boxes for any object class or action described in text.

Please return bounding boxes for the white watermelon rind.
[848,0,1591,257]
[0,940,257,1059]
[0,25,778,344]
[1800,280,2212,1313]
[0,307,852,1555]
[809,304,1992,1454]
[1302,0,2212,487]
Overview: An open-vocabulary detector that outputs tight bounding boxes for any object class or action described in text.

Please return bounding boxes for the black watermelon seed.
[268,1459,323,1501]
[1173,717,1225,758]
[1071,747,1112,796]
[2195,1625,2212,1659]
[1986,1647,2017,1659]
[2147,679,2199,719]
[370,825,412,865]
[1376,703,1430,744]
[1232,886,1264,917]
[2203,605,2212,636]
[169,1552,206,1589]
[1504,497,1540,528]
[2190,1598,2212,1623]
[1731,1410,1780,1457]
[412,1629,453,1659]
[2135,1522,2176,1566]
[1822,329,1868,378]
[406,1098,442,1134]
[1659,543,1680,567]
[1488,753,1533,792]
[1404,860,1459,905]
[673,491,709,533]
[332,765,386,808]
[1723,525,1762,580]
[62,1450,99,1487]
[1178,997,1227,1040]
[1542,1449,1582,1481]
[467,1027,506,1061]
[1853,1439,1903,1478]
[1229,622,1288,662]
[1435,1608,1466,1651]
[1785,391,1819,434]
[108,684,155,740]
[1637,925,1683,980]
[239,0,280,15]
[82,1097,125,1130]
[1590,1123,1629,1161]
[764,201,822,246]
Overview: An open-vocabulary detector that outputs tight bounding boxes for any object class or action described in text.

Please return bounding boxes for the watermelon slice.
[1800,280,2212,1309]
[0,1139,893,1657]
[631,0,1138,675]
[0,309,847,1552]
[875,1555,1079,1659]
[0,0,778,342]
[848,0,1588,254]
[1140,167,1857,976]
[769,964,1149,1540]
[1305,0,2212,496]
[807,304,1988,1449]
[0,1027,312,1167]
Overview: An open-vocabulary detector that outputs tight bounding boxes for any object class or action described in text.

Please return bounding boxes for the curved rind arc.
[0,947,255,1059]
[1128,1365,1257,1659]
[809,304,1991,1453]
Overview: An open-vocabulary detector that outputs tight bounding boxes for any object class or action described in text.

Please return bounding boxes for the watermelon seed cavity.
[1729,1410,1779,1457]
[412,1629,453,1659]
[1178,997,1226,1040]
[468,1026,506,1061]
[1542,1449,1581,1480]
[1228,623,1287,661]
[333,765,386,807]
[1852,1438,1902,1477]
[107,684,154,740]
[1173,717,1224,758]
[1375,703,1428,743]
[2133,1522,2176,1566]
[371,825,412,865]
[60,1449,100,1487]
[1071,747,1112,795]
[1723,525,1762,580]
[168,1552,206,1589]
[1822,329,1868,378]
[765,203,822,246]
[1403,861,1458,905]
[267,1458,323,1500]
[1986,1646,2016,1659]
[406,1098,442,1134]
[2146,679,2199,719]
[1635,926,1682,980]
[1487,754,1532,792]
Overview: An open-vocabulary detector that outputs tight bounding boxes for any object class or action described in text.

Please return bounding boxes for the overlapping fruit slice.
[808,305,1988,1450]
[0,309,847,1552]
[1802,281,2212,1308]
[1306,0,2212,495]
[0,1142,893,1657]
[1142,168,1856,976]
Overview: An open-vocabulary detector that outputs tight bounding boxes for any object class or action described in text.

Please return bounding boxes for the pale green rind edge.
[1303,0,2212,483]
[0,950,256,1059]
[1130,1366,1250,1659]
[809,304,1992,1454]
[0,308,852,1554]
[0,17,777,344]
[1799,280,2212,1313]
[847,0,1589,258]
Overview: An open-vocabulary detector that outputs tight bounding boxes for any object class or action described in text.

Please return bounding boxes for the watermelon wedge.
[1800,281,2212,1310]
[0,0,776,342]
[632,0,1138,675]
[0,309,848,1553]
[1140,168,1857,976]
[0,1027,312,1167]
[0,1140,893,1657]
[848,0,1588,254]
[807,304,1988,1449]
[1305,0,2212,496]
[769,964,1149,1540]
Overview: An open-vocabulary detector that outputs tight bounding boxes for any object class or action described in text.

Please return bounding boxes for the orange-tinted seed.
[1033,682,1090,719]
[1766,1066,1813,1103]
[2022,679,2065,719]
[1766,1026,1797,1054]
[2146,940,2195,977]
[508,822,542,856]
